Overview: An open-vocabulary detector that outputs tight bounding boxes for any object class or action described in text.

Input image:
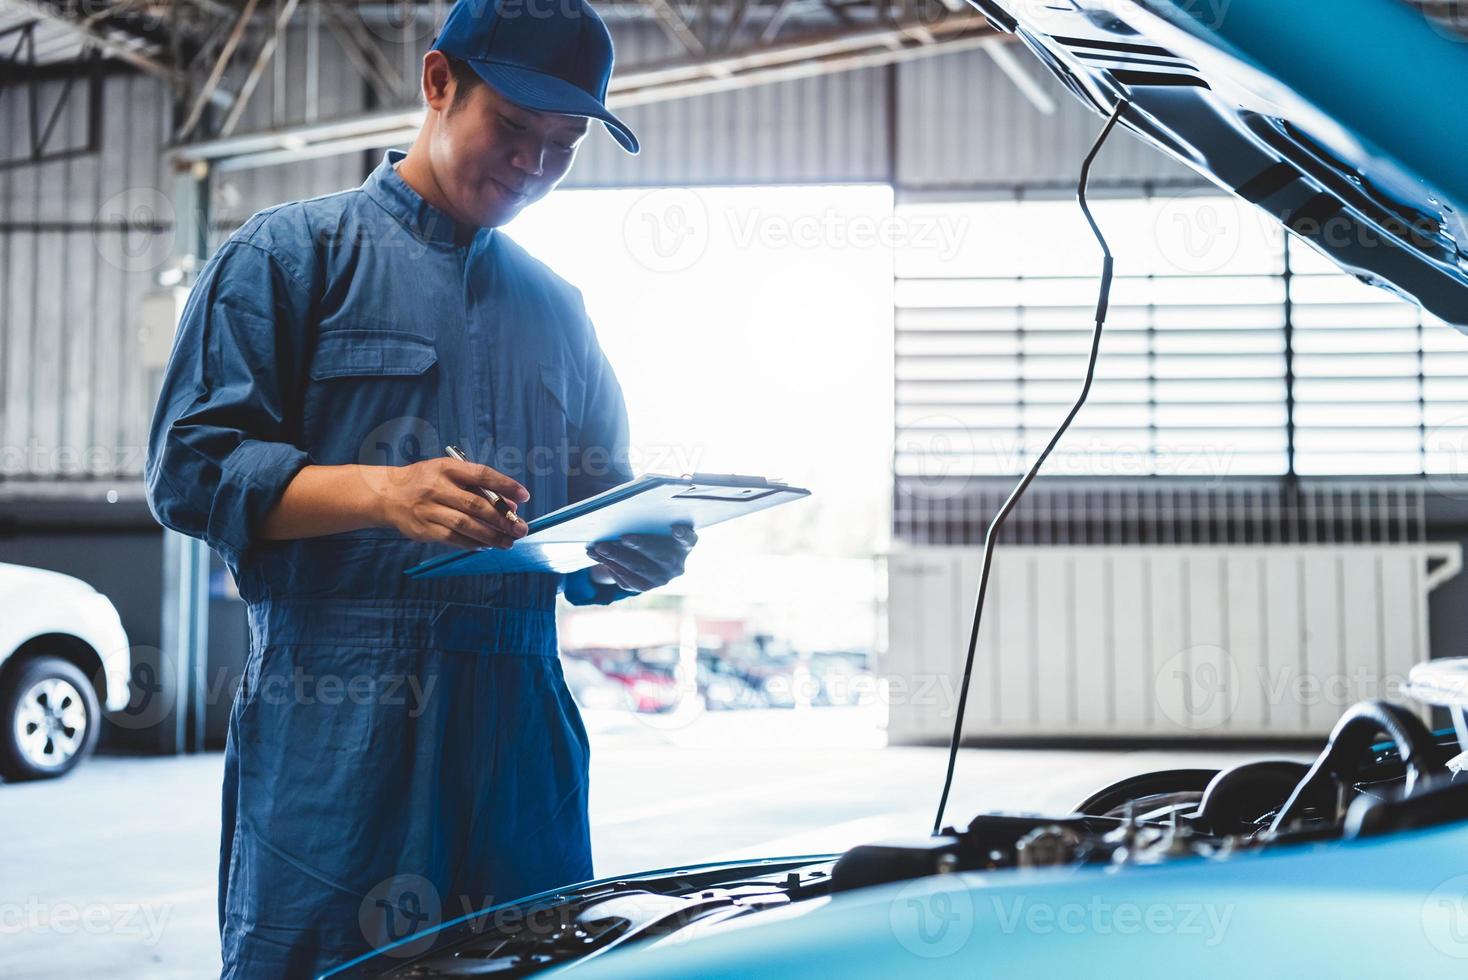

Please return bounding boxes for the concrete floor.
[0,708,1267,979]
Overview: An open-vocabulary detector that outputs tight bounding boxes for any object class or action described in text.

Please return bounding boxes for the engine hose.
[1267,700,1436,836]
[1195,761,1314,835]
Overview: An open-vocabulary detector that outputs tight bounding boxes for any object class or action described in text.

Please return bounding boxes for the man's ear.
[422,50,454,112]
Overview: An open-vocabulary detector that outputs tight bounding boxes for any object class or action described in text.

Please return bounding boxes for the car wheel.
[0,655,101,781]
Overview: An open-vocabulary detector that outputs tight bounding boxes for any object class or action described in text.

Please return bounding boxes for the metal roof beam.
[7,0,178,81]
[174,8,999,170]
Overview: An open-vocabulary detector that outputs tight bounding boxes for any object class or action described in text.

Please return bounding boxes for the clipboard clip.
[674,475,782,502]
[680,473,784,487]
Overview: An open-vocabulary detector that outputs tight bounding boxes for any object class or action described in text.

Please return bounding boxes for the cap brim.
[466,60,639,155]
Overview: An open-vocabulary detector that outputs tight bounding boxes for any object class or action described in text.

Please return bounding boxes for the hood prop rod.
[933,99,1130,835]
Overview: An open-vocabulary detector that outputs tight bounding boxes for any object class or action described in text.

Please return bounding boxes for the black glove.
[585,523,697,593]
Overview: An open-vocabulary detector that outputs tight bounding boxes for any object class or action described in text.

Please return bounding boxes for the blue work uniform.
[145,150,634,978]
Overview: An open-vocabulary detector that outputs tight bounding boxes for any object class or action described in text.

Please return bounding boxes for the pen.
[444,444,525,526]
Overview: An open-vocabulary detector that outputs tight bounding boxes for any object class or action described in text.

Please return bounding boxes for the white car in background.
[0,563,131,780]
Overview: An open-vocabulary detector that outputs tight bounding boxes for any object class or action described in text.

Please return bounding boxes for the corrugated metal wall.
[209,21,893,219]
[569,66,891,188]
[895,45,1195,190]
[210,25,382,233]
[1,73,173,481]
[1,32,1183,483]
[573,22,890,187]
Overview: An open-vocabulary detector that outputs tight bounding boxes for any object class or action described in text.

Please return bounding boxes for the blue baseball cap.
[432,0,639,154]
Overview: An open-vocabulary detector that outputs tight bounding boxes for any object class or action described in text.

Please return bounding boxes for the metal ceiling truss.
[4,0,185,81]
[0,18,104,167]
[7,0,1015,169]
[12,0,1468,167]
[170,0,1005,170]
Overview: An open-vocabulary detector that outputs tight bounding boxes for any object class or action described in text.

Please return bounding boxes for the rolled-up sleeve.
[562,301,636,606]
[145,240,313,569]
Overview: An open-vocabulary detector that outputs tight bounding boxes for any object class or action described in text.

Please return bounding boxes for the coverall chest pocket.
[303,329,442,468]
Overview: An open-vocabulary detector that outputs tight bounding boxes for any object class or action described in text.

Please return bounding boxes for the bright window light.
[894,194,1468,479]
[507,184,896,560]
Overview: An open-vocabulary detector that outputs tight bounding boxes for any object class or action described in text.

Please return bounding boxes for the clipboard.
[404,473,810,578]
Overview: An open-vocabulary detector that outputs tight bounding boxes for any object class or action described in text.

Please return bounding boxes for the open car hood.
[967,0,1468,331]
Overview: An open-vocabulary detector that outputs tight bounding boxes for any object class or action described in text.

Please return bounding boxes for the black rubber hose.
[1194,760,1314,834]
[1267,701,1437,836]
[1073,769,1218,818]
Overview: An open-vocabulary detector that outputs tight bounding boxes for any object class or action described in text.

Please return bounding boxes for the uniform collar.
[364,149,489,248]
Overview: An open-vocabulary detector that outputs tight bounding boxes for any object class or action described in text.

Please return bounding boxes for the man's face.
[429,74,590,228]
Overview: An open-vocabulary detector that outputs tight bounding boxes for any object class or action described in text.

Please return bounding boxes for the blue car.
[326,1,1468,975]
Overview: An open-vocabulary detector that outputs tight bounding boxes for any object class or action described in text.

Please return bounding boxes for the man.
[145,1,694,975]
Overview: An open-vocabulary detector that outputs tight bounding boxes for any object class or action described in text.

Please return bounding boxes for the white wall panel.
[887,544,1459,743]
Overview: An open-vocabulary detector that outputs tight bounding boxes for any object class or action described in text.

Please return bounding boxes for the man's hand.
[586,524,697,593]
[374,458,530,550]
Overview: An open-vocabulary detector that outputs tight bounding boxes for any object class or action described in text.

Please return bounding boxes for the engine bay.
[364,665,1468,978]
